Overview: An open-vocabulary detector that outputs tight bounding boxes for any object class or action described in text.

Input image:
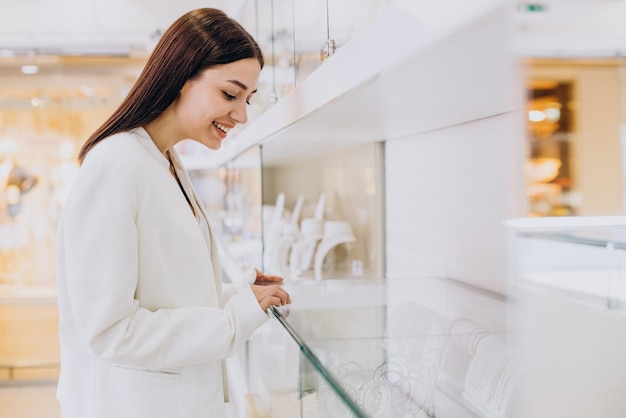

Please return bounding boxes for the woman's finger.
[252,284,291,308]
[255,270,284,284]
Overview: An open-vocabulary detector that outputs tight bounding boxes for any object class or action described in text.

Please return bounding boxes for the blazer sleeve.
[60,150,268,371]
[222,268,257,304]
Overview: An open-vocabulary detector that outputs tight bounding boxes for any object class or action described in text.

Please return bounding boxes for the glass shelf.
[240,276,516,418]
[517,227,626,250]
[508,217,626,310]
[506,217,626,416]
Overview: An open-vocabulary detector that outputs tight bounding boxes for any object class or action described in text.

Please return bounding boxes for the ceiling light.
[528,110,545,122]
[79,85,95,97]
[544,107,561,122]
[21,65,39,75]
[30,98,44,108]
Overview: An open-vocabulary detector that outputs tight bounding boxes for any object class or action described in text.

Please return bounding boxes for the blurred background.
[1,0,626,417]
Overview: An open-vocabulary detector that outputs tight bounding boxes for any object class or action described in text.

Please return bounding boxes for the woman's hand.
[253,268,284,286]
[251,283,291,312]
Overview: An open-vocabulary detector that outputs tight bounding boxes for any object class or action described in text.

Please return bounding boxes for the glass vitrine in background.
[236,277,517,418]
[179,145,264,282]
[524,58,625,217]
[507,216,626,417]
[259,142,385,282]
[507,216,626,309]
[0,56,145,382]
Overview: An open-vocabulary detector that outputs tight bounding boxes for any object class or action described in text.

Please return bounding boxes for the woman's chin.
[208,141,223,150]
[195,138,223,151]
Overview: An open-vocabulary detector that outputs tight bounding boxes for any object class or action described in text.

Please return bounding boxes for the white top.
[55,127,264,418]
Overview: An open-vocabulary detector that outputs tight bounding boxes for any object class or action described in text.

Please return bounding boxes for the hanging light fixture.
[291,0,297,87]
[320,0,337,62]
[269,0,279,104]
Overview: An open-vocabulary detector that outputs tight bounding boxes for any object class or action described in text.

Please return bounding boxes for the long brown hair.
[78,8,264,164]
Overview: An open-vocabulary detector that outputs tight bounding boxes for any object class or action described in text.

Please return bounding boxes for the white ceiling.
[0,0,387,55]
[0,0,235,54]
[0,0,625,57]
[516,0,626,57]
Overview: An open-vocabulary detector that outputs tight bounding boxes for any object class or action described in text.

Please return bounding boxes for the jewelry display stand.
[268,195,303,279]
[292,194,326,277]
[313,220,356,280]
[450,318,518,418]
[262,193,285,275]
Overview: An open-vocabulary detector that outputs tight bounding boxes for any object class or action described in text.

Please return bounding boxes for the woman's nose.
[231,102,248,125]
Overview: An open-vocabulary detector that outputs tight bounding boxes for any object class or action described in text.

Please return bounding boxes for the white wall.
[515,286,626,417]
[383,2,526,296]
[385,112,526,295]
[577,66,623,215]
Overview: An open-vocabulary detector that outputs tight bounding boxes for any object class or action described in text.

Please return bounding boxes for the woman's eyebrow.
[227,79,258,95]
[227,79,251,91]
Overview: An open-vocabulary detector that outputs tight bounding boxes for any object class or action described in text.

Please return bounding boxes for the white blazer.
[55,128,268,418]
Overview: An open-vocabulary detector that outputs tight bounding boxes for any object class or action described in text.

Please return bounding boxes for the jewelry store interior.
[1,0,626,417]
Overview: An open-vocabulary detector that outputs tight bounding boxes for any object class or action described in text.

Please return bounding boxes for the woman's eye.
[223,91,237,101]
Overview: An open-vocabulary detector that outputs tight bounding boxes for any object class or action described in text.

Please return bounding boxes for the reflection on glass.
[509,218,626,416]
[244,277,518,418]
[183,146,264,282]
[269,306,368,418]
[260,143,384,281]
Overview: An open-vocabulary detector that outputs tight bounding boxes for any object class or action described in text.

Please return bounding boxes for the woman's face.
[174,58,261,150]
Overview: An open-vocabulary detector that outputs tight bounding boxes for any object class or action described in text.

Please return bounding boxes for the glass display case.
[231,276,517,418]
[506,216,626,417]
[181,145,265,283]
[507,216,626,310]
[259,142,385,282]
[185,141,385,285]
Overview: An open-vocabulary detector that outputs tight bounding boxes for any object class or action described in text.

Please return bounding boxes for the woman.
[55,8,291,418]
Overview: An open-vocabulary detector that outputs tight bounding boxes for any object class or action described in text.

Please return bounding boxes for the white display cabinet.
[182,141,384,283]
[506,216,626,417]
[259,142,385,281]
[235,277,517,418]
[179,0,520,285]
[179,1,523,416]
[506,216,626,309]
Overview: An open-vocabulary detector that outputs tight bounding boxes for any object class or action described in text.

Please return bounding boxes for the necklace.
[168,155,196,216]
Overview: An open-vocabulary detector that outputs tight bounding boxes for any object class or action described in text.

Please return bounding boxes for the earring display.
[262,192,360,281]
[262,192,286,274]
[268,195,303,279]
[305,302,457,417]
[449,317,519,418]
[290,216,324,277]
[313,220,356,280]
[289,193,326,278]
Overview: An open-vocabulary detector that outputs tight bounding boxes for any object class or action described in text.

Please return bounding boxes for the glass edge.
[267,306,369,418]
